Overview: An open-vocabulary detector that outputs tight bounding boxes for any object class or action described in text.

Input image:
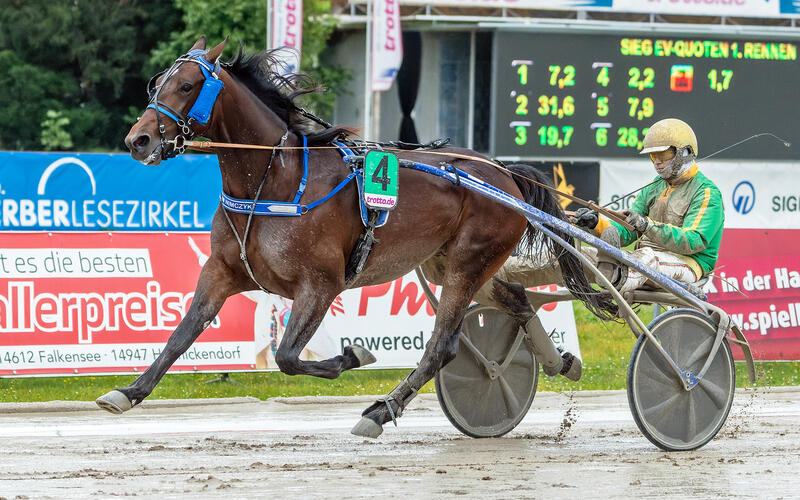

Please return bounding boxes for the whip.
[602,132,792,208]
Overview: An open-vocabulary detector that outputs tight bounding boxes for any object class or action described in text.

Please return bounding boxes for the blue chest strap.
[220,172,356,216]
[221,137,355,216]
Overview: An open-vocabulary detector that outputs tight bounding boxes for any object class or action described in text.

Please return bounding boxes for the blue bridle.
[145,49,224,159]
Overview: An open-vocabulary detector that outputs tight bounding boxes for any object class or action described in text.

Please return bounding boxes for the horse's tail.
[507,163,617,320]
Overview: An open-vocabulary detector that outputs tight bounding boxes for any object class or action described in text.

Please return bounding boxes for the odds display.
[492,32,799,160]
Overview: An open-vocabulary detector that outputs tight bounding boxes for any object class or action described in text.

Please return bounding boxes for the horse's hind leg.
[273,285,376,379]
[96,257,233,413]
[487,277,581,381]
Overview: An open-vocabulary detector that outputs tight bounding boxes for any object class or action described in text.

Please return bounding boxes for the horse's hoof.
[348,345,377,367]
[560,352,583,382]
[96,390,132,414]
[351,417,384,438]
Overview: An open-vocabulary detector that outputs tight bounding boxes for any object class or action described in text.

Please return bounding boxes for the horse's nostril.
[133,134,150,150]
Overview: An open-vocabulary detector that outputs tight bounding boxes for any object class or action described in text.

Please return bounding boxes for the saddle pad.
[333,141,391,228]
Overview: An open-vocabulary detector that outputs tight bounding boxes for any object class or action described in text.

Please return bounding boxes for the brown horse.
[98,37,611,437]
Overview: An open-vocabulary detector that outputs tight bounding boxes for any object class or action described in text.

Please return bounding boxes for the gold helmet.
[640,118,698,156]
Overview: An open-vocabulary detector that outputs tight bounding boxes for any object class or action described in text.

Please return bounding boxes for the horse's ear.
[205,37,228,64]
[189,36,207,52]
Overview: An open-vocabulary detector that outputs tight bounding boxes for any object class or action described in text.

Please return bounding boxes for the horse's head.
[125,37,226,165]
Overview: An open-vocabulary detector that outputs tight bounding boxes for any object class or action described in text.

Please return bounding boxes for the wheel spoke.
[498,375,522,417]
[459,332,493,375]
[642,390,684,422]
[659,331,680,359]
[681,335,714,371]
[508,349,534,370]
[454,375,495,425]
[638,361,680,391]
[642,340,680,383]
[684,392,697,443]
[441,370,487,388]
[499,330,526,372]
[696,375,730,410]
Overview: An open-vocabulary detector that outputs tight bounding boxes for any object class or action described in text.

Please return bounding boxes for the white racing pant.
[618,246,700,293]
[473,246,700,308]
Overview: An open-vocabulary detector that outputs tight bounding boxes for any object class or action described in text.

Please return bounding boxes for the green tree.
[149,0,350,120]
[0,0,348,151]
[0,0,182,151]
[40,110,74,150]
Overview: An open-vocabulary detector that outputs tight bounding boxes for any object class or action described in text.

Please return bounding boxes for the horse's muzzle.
[125,130,162,165]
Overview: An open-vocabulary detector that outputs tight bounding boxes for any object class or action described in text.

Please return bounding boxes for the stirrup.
[598,262,628,290]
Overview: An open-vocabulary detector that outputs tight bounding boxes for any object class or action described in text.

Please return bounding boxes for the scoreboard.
[492,31,800,160]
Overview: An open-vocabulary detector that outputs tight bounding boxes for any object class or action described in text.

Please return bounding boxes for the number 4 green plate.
[363,151,399,210]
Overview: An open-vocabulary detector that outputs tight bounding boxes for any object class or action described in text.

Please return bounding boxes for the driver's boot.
[522,315,582,381]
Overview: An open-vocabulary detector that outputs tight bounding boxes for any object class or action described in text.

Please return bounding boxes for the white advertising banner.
[612,0,791,18]
[270,0,303,74]
[599,160,800,230]
[257,273,580,369]
[371,0,403,92]
[365,0,800,18]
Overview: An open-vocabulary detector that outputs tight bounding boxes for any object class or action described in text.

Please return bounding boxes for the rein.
[180,138,635,231]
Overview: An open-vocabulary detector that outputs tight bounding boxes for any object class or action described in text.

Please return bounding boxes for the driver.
[573,117,724,293]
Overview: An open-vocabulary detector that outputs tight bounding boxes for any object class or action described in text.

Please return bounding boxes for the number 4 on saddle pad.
[363,151,399,210]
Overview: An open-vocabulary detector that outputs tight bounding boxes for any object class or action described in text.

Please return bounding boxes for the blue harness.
[219,138,392,291]
[219,139,390,227]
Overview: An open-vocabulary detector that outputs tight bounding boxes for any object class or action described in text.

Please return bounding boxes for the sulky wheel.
[627,309,735,451]
[435,305,538,438]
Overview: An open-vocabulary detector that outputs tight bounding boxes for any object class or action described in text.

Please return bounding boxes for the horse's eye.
[181,83,193,93]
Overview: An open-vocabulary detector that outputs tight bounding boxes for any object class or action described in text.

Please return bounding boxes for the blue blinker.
[187,61,224,125]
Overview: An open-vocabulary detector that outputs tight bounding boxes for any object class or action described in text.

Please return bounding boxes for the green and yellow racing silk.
[595,164,724,278]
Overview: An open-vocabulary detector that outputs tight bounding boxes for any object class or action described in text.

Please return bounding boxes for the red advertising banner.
[0,232,257,376]
[705,229,800,360]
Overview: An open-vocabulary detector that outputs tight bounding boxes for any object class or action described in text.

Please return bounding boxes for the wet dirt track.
[0,388,798,499]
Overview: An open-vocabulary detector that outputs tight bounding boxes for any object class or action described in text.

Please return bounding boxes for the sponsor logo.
[604,193,636,211]
[39,157,97,196]
[0,156,205,230]
[732,180,756,214]
[771,195,800,213]
[553,163,576,210]
[0,280,198,344]
[670,65,694,92]
[365,194,397,207]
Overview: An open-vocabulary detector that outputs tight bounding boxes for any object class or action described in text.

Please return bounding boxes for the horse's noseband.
[145,49,224,160]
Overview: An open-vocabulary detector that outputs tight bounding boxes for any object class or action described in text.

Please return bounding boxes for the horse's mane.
[222,47,356,145]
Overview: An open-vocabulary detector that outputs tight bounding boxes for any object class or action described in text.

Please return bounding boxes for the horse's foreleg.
[96,258,233,413]
[274,288,376,379]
